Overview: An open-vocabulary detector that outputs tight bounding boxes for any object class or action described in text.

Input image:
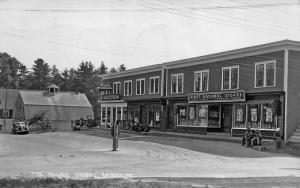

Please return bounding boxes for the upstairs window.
[113,82,121,94]
[255,61,276,88]
[171,73,184,94]
[124,80,132,96]
[150,76,160,94]
[136,78,145,95]
[222,66,239,90]
[194,70,209,92]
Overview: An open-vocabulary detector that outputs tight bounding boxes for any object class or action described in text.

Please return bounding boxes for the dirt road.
[0,132,299,179]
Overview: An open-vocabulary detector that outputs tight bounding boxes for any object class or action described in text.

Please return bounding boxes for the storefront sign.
[102,94,120,101]
[188,90,245,103]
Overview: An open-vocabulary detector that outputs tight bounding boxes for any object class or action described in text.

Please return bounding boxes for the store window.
[124,80,132,96]
[194,70,209,92]
[188,105,197,126]
[247,103,261,129]
[136,78,145,95]
[234,104,246,128]
[261,103,276,129]
[222,66,239,90]
[255,61,276,88]
[171,73,184,94]
[198,105,208,127]
[208,105,220,127]
[150,76,160,94]
[113,82,121,94]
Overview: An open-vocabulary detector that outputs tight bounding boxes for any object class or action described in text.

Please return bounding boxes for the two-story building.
[100,40,300,142]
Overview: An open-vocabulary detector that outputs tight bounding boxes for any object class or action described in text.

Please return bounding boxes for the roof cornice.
[102,64,163,80]
[163,40,300,69]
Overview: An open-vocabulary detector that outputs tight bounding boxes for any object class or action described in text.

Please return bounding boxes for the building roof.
[0,89,19,108]
[47,84,60,89]
[102,39,300,79]
[19,90,92,107]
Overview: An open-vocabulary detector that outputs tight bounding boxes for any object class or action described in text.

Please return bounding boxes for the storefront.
[170,90,283,138]
[127,100,163,129]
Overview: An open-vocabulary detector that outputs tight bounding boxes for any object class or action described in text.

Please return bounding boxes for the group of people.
[241,127,282,149]
[241,127,262,147]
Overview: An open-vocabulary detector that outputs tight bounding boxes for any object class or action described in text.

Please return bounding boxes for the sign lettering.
[188,90,245,103]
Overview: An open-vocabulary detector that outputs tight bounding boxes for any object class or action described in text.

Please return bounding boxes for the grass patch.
[0,178,191,188]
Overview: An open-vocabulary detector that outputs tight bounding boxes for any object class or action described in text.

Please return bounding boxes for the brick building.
[99,40,300,142]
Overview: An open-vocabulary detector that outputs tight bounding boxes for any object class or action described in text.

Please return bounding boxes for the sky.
[0,0,300,71]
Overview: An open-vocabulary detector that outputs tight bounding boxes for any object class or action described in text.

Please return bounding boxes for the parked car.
[12,121,29,134]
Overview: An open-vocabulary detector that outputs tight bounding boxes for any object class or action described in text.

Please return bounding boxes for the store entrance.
[222,104,232,133]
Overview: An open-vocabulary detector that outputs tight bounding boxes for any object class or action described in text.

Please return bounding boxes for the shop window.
[187,105,197,126]
[113,82,121,94]
[208,105,220,127]
[198,105,208,127]
[261,103,277,129]
[124,80,132,96]
[150,76,160,94]
[171,73,184,94]
[194,70,209,92]
[222,66,239,90]
[255,61,276,88]
[247,104,261,129]
[136,79,145,95]
[234,104,246,128]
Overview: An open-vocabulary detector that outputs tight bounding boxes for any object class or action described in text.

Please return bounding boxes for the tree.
[31,58,51,90]
[118,64,126,72]
[109,67,117,73]
[0,52,22,88]
[97,61,108,75]
[50,65,63,87]
[17,63,30,89]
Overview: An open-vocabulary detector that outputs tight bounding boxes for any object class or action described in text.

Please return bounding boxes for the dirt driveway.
[0,132,299,179]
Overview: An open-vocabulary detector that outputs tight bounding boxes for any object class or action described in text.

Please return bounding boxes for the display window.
[261,103,276,129]
[187,105,197,126]
[198,105,208,127]
[233,101,278,130]
[234,104,246,128]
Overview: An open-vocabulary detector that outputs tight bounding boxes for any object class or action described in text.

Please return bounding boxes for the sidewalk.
[96,127,273,144]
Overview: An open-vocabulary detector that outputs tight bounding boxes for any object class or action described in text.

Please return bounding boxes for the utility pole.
[3,87,7,129]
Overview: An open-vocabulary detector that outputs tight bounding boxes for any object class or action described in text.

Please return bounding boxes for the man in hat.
[273,128,282,150]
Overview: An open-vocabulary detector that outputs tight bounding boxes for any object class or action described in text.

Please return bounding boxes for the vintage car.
[12,121,29,134]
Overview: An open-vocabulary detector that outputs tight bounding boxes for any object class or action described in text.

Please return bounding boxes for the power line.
[167,0,300,35]
[139,1,299,37]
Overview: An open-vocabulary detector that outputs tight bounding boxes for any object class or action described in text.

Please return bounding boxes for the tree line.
[0,52,126,107]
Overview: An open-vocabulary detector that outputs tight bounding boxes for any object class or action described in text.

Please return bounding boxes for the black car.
[12,121,29,134]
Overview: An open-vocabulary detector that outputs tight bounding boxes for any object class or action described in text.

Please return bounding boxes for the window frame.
[171,73,184,94]
[221,65,239,90]
[194,69,209,92]
[112,82,121,94]
[136,78,145,95]
[149,76,160,94]
[124,80,132,96]
[254,60,276,88]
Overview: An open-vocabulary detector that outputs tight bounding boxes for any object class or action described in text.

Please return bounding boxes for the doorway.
[222,104,232,133]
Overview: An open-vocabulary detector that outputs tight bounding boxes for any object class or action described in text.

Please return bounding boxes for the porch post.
[121,107,124,120]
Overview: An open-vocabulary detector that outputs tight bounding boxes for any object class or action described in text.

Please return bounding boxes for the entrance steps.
[288,126,300,143]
